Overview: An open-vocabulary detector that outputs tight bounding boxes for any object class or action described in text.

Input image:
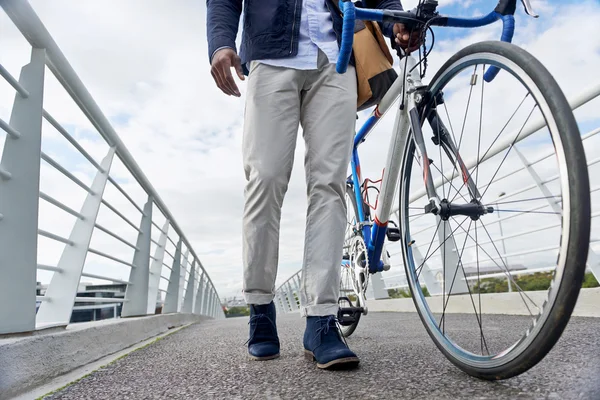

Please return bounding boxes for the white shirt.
[258,0,339,70]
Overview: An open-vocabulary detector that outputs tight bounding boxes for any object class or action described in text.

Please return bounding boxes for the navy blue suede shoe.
[303,315,359,369]
[247,302,280,361]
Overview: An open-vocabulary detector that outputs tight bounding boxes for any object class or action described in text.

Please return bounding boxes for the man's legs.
[242,61,304,360]
[299,52,357,317]
[242,61,304,304]
[299,51,359,369]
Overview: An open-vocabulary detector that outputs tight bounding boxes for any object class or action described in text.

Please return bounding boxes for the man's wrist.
[211,46,234,63]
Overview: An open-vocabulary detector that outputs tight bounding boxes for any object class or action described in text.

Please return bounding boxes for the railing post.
[514,146,600,281]
[191,263,200,311]
[293,275,301,292]
[287,282,298,311]
[178,249,189,312]
[201,279,209,316]
[274,293,282,313]
[278,293,287,313]
[437,217,469,295]
[284,291,293,312]
[193,272,205,315]
[411,244,443,295]
[210,292,216,318]
[218,298,223,319]
[36,146,116,328]
[147,221,169,314]
[163,239,182,313]
[0,48,45,334]
[211,295,216,318]
[182,260,196,313]
[212,292,218,318]
[206,292,212,318]
[369,273,390,299]
[121,197,153,317]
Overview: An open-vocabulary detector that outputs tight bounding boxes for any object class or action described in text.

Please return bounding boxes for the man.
[207,0,418,369]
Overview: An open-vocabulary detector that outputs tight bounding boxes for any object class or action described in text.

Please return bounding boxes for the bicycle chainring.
[349,235,369,313]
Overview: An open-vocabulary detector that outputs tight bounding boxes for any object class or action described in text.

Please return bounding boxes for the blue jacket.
[206,0,404,72]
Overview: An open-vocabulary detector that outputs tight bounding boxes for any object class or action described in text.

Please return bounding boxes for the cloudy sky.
[0,0,598,301]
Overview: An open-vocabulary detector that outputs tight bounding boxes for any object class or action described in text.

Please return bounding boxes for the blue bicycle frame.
[338,0,536,274]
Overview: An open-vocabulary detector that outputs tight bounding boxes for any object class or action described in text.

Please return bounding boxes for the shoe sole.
[303,350,360,369]
[249,353,280,361]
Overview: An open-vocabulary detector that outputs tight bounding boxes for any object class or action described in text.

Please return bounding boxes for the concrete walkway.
[42,312,600,399]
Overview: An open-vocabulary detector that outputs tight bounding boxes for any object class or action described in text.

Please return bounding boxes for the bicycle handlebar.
[337,0,355,74]
[335,0,528,82]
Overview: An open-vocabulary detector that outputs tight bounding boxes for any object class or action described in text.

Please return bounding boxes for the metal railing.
[275,81,600,312]
[274,271,302,314]
[0,0,224,335]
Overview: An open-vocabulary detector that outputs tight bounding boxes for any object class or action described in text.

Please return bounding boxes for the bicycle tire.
[399,40,591,380]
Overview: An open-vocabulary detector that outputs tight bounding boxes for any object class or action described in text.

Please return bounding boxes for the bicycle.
[335,0,591,380]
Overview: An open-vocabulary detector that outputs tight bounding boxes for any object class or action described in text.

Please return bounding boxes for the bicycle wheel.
[399,41,590,380]
[339,184,366,337]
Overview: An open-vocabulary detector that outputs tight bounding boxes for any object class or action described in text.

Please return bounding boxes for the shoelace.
[314,315,349,347]
[244,314,276,345]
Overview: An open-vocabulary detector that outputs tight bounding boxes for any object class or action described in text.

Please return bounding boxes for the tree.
[224,306,250,318]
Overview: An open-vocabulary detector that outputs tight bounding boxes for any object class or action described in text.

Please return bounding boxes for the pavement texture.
[44,312,600,400]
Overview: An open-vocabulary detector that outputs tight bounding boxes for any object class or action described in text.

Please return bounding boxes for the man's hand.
[211,48,245,97]
[393,23,423,53]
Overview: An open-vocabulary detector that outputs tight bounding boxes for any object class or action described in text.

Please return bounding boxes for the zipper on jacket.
[290,0,299,54]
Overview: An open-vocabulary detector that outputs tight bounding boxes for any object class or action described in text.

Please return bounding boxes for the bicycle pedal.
[386,227,401,242]
[337,306,364,326]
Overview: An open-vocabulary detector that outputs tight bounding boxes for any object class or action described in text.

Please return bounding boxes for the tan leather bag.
[353,19,398,111]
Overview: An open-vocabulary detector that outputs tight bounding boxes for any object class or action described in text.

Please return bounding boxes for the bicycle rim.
[399,41,590,379]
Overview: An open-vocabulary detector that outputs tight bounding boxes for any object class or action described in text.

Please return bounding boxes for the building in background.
[35,281,162,323]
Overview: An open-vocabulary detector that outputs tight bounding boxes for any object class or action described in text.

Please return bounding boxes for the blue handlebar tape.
[484,14,515,82]
[336,1,355,74]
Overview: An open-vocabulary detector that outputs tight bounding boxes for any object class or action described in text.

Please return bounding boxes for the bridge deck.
[44,313,599,399]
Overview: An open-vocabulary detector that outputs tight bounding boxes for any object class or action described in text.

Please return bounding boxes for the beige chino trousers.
[242,50,357,317]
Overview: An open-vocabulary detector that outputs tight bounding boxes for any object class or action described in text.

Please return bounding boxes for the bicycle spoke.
[444,66,477,202]
[415,217,470,280]
[435,97,447,200]
[480,104,538,200]
[471,93,531,184]
[478,220,539,314]
[496,209,561,215]
[450,93,531,204]
[475,220,484,355]
[476,64,485,188]
[426,101,468,203]
[451,218,538,311]
[438,218,473,332]
[457,65,478,153]
[494,196,562,205]
[443,103,458,148]
[442,219,446,334]
[415,218,443,280]
[431,160,469,203]
[442,217,491,355]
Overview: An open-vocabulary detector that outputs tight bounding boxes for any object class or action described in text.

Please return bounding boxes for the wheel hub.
[435,198,494,221]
